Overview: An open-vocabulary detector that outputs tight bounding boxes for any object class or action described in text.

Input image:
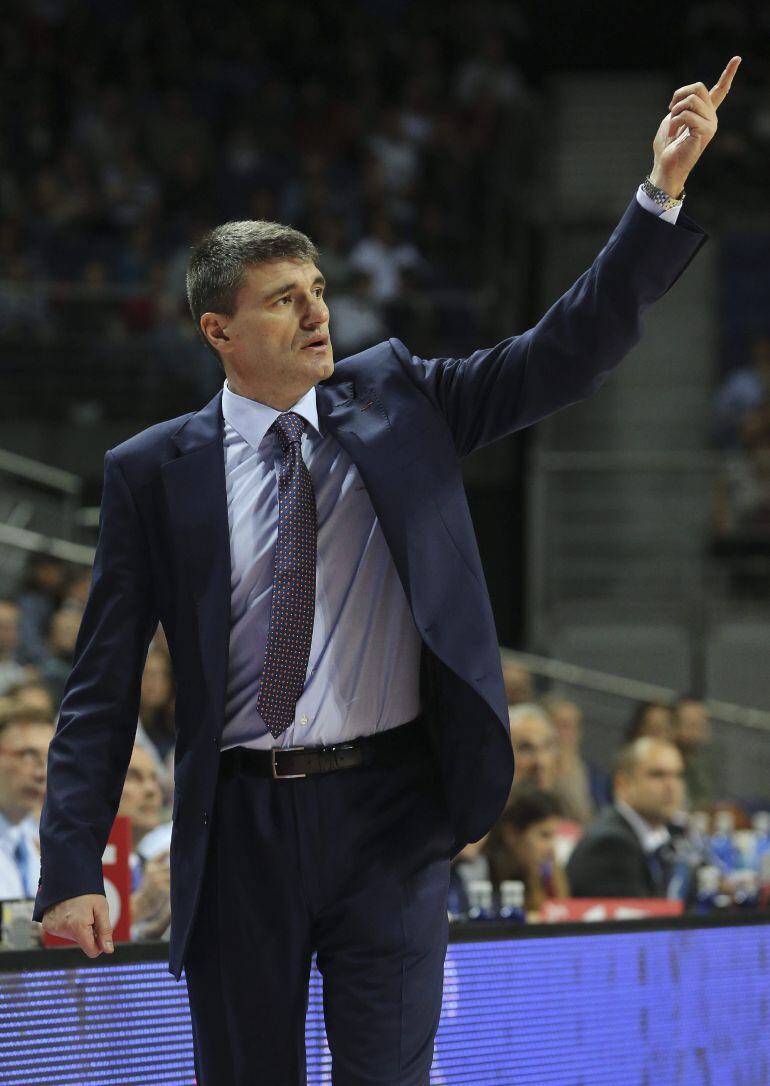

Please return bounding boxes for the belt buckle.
[271,746,307,780]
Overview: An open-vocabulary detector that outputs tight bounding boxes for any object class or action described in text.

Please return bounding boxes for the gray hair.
[507,703,554,732]
[186,219,319,357]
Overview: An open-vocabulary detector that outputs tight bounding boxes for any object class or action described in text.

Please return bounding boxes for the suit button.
[213,736,219,749]
[202,811,208,826]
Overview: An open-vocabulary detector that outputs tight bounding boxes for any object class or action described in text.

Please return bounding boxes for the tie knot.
[273,412,306,449]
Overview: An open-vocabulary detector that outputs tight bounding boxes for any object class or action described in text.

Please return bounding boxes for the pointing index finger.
[710,56,742,109]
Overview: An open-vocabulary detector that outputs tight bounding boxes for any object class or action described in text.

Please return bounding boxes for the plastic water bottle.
[730,869,759,910]
[498,880,526,923]
[694,865,721,914]
[447,867,468,922]
[759,852,770,910]
[710,810,740,873]
[752,812,770,872]
[466,880,496,922]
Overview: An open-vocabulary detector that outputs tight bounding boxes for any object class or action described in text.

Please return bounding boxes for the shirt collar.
[615,800,670,854]
[221,380,320,452]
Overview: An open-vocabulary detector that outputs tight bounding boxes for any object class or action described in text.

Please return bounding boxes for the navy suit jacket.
[33,197,706,978]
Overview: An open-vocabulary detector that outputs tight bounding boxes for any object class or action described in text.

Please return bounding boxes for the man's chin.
[316,354,335,381]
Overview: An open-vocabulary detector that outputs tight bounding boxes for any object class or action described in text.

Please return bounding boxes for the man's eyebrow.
[262,274,326,302]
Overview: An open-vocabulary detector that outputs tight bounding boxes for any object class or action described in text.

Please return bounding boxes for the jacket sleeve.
[394,195,708,457]
[33,450,158,920]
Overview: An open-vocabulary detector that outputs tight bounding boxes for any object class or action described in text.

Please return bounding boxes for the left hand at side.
[650,56,742,199]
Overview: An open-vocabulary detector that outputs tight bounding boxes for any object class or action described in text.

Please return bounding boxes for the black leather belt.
[220,715,429,780]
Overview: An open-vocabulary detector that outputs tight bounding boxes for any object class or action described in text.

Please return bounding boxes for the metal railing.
[502,647,770,803]
[0,449,87,595]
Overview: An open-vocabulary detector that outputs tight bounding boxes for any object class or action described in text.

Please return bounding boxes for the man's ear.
[200,312,231,353]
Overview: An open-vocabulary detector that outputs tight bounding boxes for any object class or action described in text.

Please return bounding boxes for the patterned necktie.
[256,412,317,739]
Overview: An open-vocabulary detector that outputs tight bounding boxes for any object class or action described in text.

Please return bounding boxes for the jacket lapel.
[161,391,231,724]
[316,371,431,622]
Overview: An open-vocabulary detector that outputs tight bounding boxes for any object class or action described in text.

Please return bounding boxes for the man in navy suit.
[35,61,739,1085]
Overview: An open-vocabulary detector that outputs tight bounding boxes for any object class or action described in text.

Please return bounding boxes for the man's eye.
[276,296,291,306]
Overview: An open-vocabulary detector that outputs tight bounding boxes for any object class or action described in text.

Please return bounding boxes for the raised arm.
[402,58,741,457]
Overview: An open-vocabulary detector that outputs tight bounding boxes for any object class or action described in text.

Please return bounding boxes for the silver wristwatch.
[641,175,685,212]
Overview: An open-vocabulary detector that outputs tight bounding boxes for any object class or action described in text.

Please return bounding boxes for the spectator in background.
[313,216,354,290]
[0,600,28,695]
[508,703,582,859]
[713,333,770,449]
[385,265,435,355]
[60,566,92,612]
[6,682,56,719]
[501,659,534,705]
[348,214,427,304]
[117,744,171,940]
[38,608,82,709]
[508,704,557,789]
[541,696,597,825]
[0,701,54,901]
[713,404,770,544]
[625,700,675,742]
[672,695,714,808]
[366,107,421,198]
[138,650,176,764]
[567,738,686,899]
[327,269,386,356]
[454,30,527,110]
[16,555,67,666]
[482,787,569,918]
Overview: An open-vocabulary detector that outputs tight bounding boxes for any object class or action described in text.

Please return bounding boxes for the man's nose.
[302,296,328,326]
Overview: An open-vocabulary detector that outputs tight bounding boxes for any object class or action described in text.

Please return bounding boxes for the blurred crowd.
[0,1,539,417]
[713,334,770,577]
[0,550,761,945]
[2,0,770,942]
[450,660,750,921]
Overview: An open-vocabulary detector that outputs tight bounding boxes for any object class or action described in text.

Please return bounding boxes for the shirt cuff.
[636,184,682,225]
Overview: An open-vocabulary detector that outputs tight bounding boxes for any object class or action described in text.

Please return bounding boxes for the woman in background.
[483,787,569,918]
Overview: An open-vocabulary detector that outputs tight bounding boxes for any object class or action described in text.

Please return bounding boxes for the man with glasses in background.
[0,700,53,900]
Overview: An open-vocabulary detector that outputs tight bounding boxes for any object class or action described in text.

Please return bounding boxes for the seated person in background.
[0,599,30,696]
[508,703,582,859]
[0,700,54,901]
[117,744,172,940]
[508,703,557,789]
[501,659,534,706]
[5,681,56,719]
[672,694,713,808]
[138,648,176,763]
[541,695,597,825]
[482,787,569,919]
[625,700,674,743]
[567,737,685,899]
[38,607,82,710]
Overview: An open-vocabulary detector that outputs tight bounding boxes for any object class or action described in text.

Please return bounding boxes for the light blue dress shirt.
[0,812,40,899]
[220,381,422,751]
[220,187,679,752]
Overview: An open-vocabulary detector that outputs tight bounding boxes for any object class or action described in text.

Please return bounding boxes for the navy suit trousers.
[184,727,453,1085]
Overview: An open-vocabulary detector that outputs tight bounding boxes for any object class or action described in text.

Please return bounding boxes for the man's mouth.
[300,335,329,352]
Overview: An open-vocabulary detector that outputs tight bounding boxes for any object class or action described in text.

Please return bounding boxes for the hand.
[42,894,114,958]
[650,56,742,198]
